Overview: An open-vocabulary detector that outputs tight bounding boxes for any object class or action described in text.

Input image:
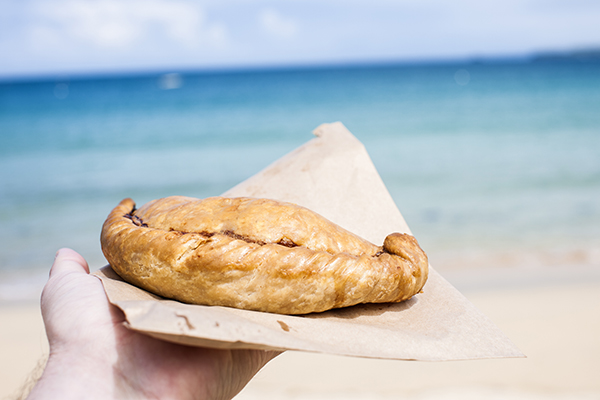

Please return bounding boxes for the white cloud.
[258,8,298,39]
[29,0,228,50]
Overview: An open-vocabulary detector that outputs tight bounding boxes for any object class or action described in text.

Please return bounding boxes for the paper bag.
[95,122,523,361]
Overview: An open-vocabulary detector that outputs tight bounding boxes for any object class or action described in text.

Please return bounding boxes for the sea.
[1,59,599,302]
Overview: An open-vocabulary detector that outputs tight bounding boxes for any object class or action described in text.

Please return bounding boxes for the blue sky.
[2,0,600,78]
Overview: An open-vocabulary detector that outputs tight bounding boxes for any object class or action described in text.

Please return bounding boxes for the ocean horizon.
[1,58,599,302]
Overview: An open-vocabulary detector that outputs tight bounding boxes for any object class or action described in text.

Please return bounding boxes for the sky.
[2,0,600,78]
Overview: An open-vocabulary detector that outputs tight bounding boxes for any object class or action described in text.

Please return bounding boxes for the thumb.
[50,248,90,277]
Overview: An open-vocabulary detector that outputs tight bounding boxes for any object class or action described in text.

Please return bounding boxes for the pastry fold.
[101,196,428,314]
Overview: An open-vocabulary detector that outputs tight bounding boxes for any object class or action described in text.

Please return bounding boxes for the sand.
[0,303,48,400]
[1,275,599,400]
[237,280,600,399]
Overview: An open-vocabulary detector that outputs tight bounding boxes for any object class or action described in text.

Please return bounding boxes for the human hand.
[27,248,280,400]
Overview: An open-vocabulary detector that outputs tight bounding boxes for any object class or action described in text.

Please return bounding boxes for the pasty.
[100,196,428,314]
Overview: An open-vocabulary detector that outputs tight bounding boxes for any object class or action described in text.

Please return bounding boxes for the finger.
[50,248,90,277]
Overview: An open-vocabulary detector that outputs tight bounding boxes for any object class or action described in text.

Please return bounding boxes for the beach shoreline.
[2,57,599,400]
[2,267,599,400]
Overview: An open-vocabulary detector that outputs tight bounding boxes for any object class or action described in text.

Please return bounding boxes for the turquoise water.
[1,60,599,299]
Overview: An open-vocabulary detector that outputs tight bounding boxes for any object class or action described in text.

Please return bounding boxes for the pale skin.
[27,248,280,400]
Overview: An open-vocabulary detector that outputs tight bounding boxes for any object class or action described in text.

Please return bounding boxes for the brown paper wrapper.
[95,122,523,361]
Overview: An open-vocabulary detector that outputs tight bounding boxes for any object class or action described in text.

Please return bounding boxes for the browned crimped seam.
[124,212,303,249]
[123,213,148,228]
[124,212,387,257]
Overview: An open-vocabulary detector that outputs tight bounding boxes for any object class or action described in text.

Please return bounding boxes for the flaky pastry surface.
[101,196,428,314]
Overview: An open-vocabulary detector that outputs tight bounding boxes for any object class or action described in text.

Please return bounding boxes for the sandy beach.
[1,267,599,400]
[235,270,600,400]
[0,302,48,400]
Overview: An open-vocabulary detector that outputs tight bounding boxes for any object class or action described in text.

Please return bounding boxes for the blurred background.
[0,1,599,398]
[1,0,599,297]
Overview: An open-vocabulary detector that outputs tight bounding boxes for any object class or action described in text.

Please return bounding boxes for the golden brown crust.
[101,196,429,314]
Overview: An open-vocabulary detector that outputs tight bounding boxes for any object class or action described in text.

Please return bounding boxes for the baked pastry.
[101,196,428,314]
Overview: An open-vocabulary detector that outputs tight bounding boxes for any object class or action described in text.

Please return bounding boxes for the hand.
[27,248,280,400]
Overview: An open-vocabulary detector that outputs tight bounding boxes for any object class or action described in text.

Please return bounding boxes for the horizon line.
[2,48,599,84]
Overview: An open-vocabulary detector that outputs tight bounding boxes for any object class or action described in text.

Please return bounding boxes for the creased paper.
[95,122,523,361]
